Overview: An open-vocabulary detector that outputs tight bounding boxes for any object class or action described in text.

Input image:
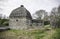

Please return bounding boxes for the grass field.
[0,25,60,39]
[51,28,60,39]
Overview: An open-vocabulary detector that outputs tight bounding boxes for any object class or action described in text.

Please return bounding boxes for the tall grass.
[0,29,46,39]
[52,28,60,39]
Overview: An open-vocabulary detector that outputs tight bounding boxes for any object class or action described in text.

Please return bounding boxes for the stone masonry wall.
[9,18,28,30]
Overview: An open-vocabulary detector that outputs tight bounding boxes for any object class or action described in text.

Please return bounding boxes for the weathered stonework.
[9,18,28,29]
[9,5,43,30]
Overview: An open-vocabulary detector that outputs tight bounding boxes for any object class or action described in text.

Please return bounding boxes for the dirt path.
[42,30,56,39]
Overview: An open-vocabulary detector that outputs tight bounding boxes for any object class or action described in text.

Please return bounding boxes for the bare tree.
[35,10,48,20]
[50,5,60,28]
[35,10,48,26]
[50,7,57,28]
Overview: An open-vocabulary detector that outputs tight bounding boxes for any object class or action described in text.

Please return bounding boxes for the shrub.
[44,21,50,25]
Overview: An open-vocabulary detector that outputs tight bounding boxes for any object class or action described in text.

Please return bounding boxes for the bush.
[44,21,50,25]
[52,29,60,39]
[0,19,9,26]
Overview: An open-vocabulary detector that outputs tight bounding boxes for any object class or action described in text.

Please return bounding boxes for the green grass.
[0,29,48,39]
[52,28,60,39]
[0,25,58,39]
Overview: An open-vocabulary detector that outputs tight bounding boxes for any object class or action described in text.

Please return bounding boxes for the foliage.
[50,5,60,28]
[0,29,49,39]
[0,25,56,39]
[56,16,60,28]
[0,19,9,26]
[55,29,60,39]
[52,28,60,39]
[35,10,48,19]
[44,21,50,25]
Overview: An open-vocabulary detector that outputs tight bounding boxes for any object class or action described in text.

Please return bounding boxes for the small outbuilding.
[9,5,43,29]
[9,5,32,29]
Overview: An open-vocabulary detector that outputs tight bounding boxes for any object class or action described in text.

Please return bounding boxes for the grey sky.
[0,0,60,16]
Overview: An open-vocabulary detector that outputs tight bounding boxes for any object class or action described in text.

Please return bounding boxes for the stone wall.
[9,18,28,30]
[9,17,43,30]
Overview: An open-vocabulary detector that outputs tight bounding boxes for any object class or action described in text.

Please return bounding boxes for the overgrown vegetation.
[0,29,46,39]
[0,25,53,39]
[0,25,60,39]
[44,21,50,25]
[0,19,9,26]
[52,28,60,39]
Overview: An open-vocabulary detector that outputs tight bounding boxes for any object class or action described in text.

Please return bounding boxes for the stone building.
[9,5,43,29]
[31,19,43,29]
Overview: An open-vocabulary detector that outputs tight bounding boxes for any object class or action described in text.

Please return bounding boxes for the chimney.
[21,5,24,7]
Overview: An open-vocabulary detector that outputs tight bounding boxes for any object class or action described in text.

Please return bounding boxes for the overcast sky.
[0,0,60,16]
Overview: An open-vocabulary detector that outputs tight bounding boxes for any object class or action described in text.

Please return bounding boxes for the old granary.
[9,5,43,29]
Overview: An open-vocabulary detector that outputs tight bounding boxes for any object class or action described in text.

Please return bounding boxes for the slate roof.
[9,5,32,19]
